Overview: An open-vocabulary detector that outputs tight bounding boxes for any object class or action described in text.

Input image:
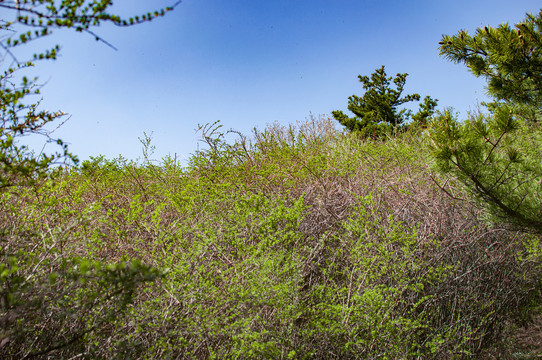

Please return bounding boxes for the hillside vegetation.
[2,116,542,359]
[3,3,542,359]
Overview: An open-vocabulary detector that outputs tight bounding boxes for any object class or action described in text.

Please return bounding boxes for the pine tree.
[333,66,437,137]
[439,10,542,121]
[430,106,542,232]
[432,10,542,233]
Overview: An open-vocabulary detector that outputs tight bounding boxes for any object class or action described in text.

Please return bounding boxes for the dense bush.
[1,116,540,358]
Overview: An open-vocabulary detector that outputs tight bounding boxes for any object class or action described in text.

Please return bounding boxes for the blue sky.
[15,0,542,164]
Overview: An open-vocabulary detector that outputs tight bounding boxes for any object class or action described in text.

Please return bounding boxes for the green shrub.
[1,116,541,358]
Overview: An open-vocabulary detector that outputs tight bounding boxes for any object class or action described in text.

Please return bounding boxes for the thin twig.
[429,173,465,201]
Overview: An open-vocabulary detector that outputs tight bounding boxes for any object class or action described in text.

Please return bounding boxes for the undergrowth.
[1,116,541,359]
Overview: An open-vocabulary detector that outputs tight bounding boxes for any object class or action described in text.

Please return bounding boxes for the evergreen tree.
[432,10,542,233]
[411,95,439,128]
[332,65,437,137]
[430,107,542,232]
[439,9,542,121]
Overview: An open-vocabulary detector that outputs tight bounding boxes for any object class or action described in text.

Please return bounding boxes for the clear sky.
[15,0,542,164]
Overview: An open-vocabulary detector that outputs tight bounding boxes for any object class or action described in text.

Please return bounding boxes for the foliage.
[429,106,542,233]
[439,10,542,121]
[0,253,163,359]
[0,0,181,188]
[0,1,181,357]
[1,3,541,358]
[433,10,542,234]
[2,117,540,358]
[332,65,437,137]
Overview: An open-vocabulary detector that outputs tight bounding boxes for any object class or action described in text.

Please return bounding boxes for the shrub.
[1,116,540,358]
